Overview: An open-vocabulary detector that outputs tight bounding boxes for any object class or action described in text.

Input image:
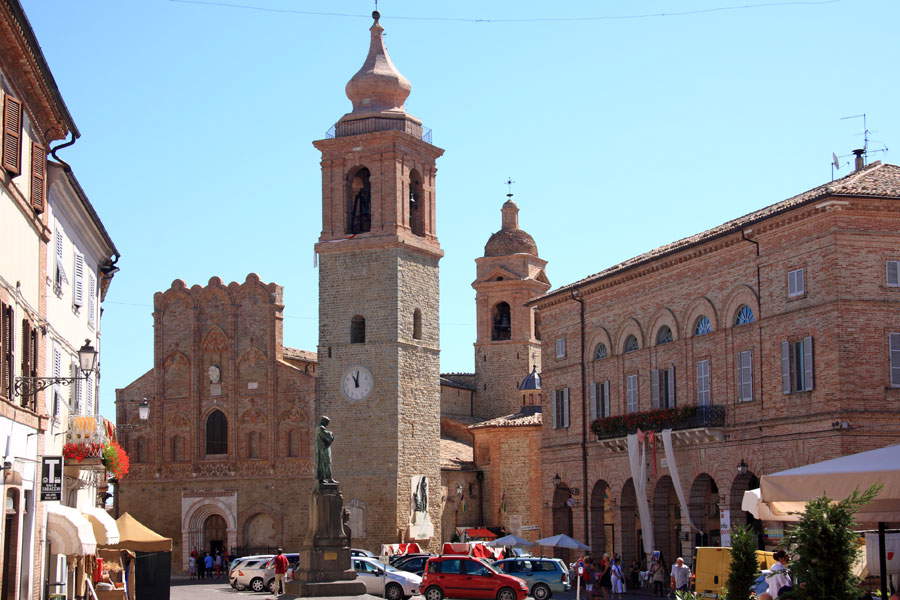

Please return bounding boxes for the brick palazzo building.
[116,12,548,568]
[530,160,900,566]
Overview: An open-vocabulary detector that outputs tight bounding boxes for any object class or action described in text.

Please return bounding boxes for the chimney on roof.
[853,148,865,171]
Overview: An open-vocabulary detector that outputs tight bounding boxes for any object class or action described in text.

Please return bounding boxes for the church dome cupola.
[484,194,539,258]
[345,11,412,115]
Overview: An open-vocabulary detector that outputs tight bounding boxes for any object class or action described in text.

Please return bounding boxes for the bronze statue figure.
[316,416,336,484]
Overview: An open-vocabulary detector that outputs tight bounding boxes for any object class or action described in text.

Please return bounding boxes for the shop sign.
[41,456,63,501]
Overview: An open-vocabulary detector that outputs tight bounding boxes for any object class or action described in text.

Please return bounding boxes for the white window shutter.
[86,373,94,415]
[781,341,791,394]
[73,254,84,308]
[797,269,805,295]
[667,366,676,408]
[742,351,753,401]
[803,336,814,391]
[890,333,900,387]
[886,261,899,287]
[52,346,61,378]
[87,274,96,327]
[650,369,659,409]
[589,382,597,421]
[74,363,83,414]
[563,388,570,428]
[603,381,610,417]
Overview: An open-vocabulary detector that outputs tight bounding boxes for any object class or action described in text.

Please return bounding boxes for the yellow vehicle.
[693,547,775,598]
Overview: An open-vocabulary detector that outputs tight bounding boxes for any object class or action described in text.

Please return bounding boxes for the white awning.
[83,505,120,545]
[46,503,97,556]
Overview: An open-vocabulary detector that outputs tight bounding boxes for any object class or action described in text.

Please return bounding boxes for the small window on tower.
[413,309,423,340]
[351,315,366,343]
[491,302,511,341]
[347,167,372,234]
[409,170,425,237]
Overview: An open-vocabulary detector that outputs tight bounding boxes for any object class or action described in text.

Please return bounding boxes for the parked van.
[693,547,775,598]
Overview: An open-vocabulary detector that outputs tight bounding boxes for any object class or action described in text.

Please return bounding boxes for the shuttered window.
[788,268,805,297]
[651,366,676,409]
[73,362,83,414]
[553,388,570,429]
[85,372,95,416]
[887,261,900,287]
[890,333,900,387]
[73,254,85,308]
[30,142,46,212]
[20,320,37,408]
[590,381,611,420]
[54,228,68,291]
[696,359,711,406]
[781,337,814,393]
[2,94,22,175]
[737,350,753,402]
[87,274,97,328]
[626,374,638,413]
[555,338,566,359]
[1,304,14,399]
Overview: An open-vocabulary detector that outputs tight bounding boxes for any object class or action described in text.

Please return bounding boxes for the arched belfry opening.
[351,315,366,343]
[206,410,228,455]
[409,170,425,237]
[492,302,512,341]
[347,167,371,234]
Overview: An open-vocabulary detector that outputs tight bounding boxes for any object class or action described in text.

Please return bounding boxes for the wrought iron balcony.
[591,405,726,450]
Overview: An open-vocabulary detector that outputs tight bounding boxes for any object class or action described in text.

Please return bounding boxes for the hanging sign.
[41,456,63,501]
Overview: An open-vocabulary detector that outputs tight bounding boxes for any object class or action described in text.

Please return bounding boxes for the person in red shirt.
[272,548,289,596]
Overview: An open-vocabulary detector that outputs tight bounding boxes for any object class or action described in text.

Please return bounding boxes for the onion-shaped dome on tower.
[484,198,539,257]
[518,366,542,391]
[345,11,411,115]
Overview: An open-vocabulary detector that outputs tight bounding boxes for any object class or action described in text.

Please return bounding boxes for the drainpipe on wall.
[570,289,589,545]
[741,229,763,411]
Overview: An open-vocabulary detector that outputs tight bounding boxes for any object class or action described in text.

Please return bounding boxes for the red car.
[421,556,528,600]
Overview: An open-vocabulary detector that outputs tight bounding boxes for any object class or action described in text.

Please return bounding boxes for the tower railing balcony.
[590,405,726,451]
[326,120,432,143]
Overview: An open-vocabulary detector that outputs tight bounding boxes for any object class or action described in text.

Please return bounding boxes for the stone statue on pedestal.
[283,416,366,598]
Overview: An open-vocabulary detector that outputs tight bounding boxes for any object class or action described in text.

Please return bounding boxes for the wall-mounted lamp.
[14,339,98,397]
[737,459,749,475]
[553,473,562,488]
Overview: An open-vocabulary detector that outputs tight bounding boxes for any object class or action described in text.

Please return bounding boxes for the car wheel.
[532,583,552,600]
[267,579,276,593]
[497,586,517,600]
[425,585,444,600]
[249,577,265,592]
[385,582,404,600]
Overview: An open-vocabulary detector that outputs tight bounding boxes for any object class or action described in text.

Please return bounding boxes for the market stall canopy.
[83,506,120,545]
[46,503,97,555]
[486,534,534,548]
[742,444,900,523]
[102,512,172,552]
[464,527,498,540]
[535,534,589,550]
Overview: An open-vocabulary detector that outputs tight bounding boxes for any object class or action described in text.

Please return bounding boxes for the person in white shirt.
[670,557,692,593]
[763,550,791,600]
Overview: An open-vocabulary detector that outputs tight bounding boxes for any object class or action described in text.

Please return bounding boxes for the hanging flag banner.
[41,455,63,501]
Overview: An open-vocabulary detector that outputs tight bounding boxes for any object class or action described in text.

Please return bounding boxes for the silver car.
[229,555,273,592]
[353,556,422,600]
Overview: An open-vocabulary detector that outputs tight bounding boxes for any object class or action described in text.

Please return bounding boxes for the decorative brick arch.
[199,277,231,306]
[619,478,640,566]
[649,307,680,344]
[684,296,719,336]
[162,351,190,399]
[201,326,230,352]
[614,318,644,355]
[588,327,613,361]
[182,497,237,569]
[722,285,760,328]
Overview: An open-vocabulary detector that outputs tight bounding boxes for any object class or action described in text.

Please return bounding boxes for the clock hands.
[352,371,360,388]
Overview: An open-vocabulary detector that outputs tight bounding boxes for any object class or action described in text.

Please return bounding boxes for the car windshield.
[370,559,400,573]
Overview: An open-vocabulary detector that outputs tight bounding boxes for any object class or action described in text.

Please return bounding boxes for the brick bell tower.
[473,193,550,419]
[313,11,443,550]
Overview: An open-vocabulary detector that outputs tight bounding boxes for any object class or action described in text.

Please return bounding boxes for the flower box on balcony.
[590,405,725,441]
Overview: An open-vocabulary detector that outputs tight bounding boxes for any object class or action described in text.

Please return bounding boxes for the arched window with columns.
[206,410,228,455]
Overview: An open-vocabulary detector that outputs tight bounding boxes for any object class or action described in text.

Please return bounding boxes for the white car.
[230,556,273,592]
[353,556,422,600]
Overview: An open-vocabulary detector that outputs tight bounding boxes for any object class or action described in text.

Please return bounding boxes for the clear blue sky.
[21,0,899,419]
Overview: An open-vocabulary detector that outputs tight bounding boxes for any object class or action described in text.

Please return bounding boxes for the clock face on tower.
[341,365,374,401]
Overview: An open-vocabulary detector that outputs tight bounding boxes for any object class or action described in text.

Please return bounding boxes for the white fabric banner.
[661,428,702,533]
[627,433,655,558]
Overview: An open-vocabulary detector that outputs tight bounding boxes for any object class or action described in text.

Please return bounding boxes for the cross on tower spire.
[505,177,515,200]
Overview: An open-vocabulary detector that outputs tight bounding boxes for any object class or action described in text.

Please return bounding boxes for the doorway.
[203,514,227,555]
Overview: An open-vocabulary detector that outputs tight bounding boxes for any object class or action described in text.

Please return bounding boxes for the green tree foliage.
[725,525,759,600]
[782,485,881,600]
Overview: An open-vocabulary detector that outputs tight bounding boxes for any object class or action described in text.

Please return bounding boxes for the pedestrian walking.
[188,554,196,579]
[273,548,290,597]
[761,550,791,600]
[197,552,206,579]
[611,558,626,598]
[629,560,640,591]
[596,554,611,600]
[214,551,223,578]
[670,557,692,594]
[204,552,213,580]
[649,552,666,597]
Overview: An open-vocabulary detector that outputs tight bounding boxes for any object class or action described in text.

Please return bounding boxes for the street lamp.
[737,459,749,475]
[14,339,98,397]
[553,473,562,488]
[117,397,150,431]
[137,398,150,421]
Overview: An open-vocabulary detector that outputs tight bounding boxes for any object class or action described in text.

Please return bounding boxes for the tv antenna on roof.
[837,113,889,172]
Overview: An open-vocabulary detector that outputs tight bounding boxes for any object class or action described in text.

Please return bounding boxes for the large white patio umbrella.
[536,534,590,551]
[741,443,900,599]
[486,534,534,548]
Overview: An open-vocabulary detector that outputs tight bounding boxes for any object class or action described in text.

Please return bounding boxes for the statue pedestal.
[283,483,366,597]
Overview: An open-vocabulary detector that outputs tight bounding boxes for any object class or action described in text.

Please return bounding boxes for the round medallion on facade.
[341,365,374,401]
